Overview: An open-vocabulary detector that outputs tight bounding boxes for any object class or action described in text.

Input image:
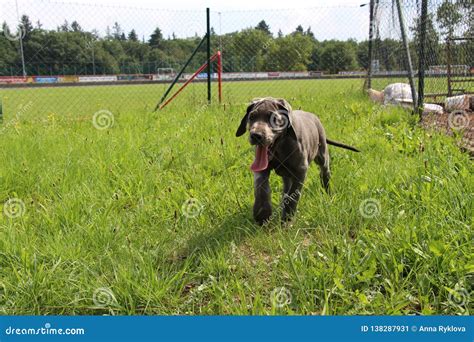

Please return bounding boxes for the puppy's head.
[235,97,296,146]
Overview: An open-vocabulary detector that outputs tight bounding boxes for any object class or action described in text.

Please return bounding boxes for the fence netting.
[0,0,472,117]
[371,0,473,102]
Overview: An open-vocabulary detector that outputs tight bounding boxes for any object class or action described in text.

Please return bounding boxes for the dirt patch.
[420,109,474,154]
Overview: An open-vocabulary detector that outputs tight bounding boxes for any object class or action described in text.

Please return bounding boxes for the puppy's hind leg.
[315,144,331,194]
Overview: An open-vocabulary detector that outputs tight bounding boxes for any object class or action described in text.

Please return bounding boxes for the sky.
[0,0,373,41]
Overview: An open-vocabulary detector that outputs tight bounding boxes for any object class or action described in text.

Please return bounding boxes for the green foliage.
[255,20,272,36]
[0,15,369,76]
[320,40,357,74]
[436,0,463,37]
[149,27,163,48]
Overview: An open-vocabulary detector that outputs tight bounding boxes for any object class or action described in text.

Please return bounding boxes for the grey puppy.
[236,97,359,225]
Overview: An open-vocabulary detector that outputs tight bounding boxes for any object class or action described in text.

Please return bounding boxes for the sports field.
[0,79,471,314]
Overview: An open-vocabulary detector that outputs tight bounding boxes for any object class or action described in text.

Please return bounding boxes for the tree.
[112,22,122,40]
[411,14,440,67]
[128,29,138,41]
[436,0,462,37]
[59,20,69,32]
[294,25,304,35]
[265,33,314,71]
[305,27,315,39]
[0,16,372,77]
[308,44,323,70]
[20,14,33,38]
[71,21,82,32]
[255,20,271,36]
[228,28,269,71]
[105,26,112,40]
[148,27,163,48]
[356,41,369,69]
[320,40,357,74]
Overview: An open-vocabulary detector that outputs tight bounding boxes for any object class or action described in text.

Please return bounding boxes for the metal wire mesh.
[0,1,374,117]
[0,0,472,116]
[370,0,473,103]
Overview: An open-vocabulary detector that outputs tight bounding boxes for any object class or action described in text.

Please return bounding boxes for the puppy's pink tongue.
[250,145,269,172]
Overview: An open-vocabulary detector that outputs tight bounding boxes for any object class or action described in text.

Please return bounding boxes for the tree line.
[0,2,471,77]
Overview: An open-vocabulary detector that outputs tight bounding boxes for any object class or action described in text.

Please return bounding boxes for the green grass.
[0,79,472,315]
[371,76,473,99]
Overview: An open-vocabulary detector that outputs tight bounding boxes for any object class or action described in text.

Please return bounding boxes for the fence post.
[206,7,211,104]
[417,0,428,118]
[446,37,452,97]
[366,0,375,90]
[217,51,222,103]
[154,34,208,111]
[395,0,417,111]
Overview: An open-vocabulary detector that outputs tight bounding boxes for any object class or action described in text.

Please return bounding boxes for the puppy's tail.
[326,138,360,152]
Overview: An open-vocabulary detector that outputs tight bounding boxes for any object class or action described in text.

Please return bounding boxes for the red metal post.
[160,53,218,110]
[217,51,222,103]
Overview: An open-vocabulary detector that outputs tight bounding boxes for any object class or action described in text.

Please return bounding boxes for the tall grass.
[0,79,471,315]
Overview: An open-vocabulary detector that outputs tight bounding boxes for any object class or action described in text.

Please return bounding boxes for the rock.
[445,95,470,112]
[422,103,443,114]
[383,83,415,105]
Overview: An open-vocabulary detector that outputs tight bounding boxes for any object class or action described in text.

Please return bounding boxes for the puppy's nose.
[250,132,264,144]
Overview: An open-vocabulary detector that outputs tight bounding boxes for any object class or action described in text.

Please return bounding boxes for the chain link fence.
[0,0,371,117]
[370,0,473,103]
[0,0,472,116]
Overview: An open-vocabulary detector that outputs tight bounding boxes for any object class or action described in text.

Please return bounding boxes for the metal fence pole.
[206,7,211,104]
[446,37,452,97]
[154,34,208,111]
[366,0,375,90]
[417,0,428,117]
[395,0,417,111]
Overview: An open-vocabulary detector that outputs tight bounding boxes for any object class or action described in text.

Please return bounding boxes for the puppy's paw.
[281,213,296,227]
[253,206,272,225]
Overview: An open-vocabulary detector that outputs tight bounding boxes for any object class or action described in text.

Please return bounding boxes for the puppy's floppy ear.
[275,98,297,140]
[235,101,257,137]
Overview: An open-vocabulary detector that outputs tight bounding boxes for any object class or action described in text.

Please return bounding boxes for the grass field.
[0,79,472,315]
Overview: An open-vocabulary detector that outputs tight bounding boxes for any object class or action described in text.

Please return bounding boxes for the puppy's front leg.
[253,169,272,225]
[282,174,305,222]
